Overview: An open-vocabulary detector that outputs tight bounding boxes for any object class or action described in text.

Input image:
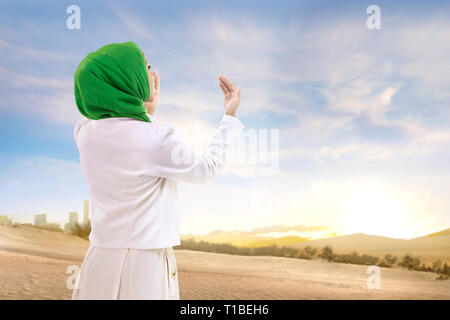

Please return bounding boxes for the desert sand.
[0,225,449,300]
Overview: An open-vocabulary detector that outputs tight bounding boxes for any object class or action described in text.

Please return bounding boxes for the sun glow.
[342,186,411,239]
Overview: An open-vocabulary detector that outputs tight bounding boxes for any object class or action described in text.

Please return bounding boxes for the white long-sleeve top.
[74,113,244,249]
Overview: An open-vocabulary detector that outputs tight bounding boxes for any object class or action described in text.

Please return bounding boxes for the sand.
[176,250,450,300]
[0,225,449,300]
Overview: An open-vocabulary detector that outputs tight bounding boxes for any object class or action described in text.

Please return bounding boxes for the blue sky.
[0,0,449,238]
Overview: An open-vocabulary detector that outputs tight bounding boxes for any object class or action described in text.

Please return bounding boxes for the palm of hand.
[144,70,160,115]
[218,74,242,116]
[224,91,236,108]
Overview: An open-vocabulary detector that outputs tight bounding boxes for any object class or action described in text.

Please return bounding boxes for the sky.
[0,0,449,239]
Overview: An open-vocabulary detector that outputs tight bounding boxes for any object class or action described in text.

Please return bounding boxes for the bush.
[178,239,448,278]
[399,254,421,271]
[334,251,379,265]
[377,260,391,268]
[178,239,299,257]
[435,262,450,280]
[319,245,335,262]
[384,254,398,266]
[70,222,91,240]
[377,254,398,268]
[304,246,317,258]
[297,246,317,260]
[432,260,442,273]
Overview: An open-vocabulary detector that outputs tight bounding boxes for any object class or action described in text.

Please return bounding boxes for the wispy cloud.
[0,66,77,123]
[0,38,73,61]
[110,8,160,45]
[0,66,72,89]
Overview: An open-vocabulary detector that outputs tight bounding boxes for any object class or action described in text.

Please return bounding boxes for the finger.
[219,78,232,94]
[219,75,232,92]
[151,70,158,87]
[142,52,149,67]
[218,76,229,93]
[148,71,155,101]
[155,73,160,92]
[219,82,229,95]
[237,86,242,98]
[218,81,226,94]
[220,75,237,91]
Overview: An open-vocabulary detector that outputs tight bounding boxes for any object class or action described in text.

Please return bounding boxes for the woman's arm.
[147,74,244,184]
[148,115,244,185]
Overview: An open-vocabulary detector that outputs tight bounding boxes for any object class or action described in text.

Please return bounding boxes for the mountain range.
[181,225,450,262]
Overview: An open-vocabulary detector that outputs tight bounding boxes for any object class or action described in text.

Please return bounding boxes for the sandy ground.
[0,225,449,300]
[176,250,450,300]
[0,249,449,300]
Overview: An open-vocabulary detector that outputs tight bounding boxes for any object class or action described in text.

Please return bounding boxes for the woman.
[71,42,244,300]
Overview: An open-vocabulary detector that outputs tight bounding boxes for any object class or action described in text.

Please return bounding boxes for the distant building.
[69,211,79,225]
[65,211,79,233]
[34,213,47,226]
[83,199,90,224]
[0,215,12,225]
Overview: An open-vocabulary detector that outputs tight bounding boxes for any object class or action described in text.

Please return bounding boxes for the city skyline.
[1,199,91,230]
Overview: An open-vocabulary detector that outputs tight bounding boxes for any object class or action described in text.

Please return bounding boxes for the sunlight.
[342,186,411,239]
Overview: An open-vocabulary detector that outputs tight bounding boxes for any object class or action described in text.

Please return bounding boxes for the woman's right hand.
[144,70,160,115]
[218,74,242,117]
[142,52,160,115]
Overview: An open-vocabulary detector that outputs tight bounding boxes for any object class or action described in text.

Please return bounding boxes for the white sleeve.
[73,118,90,144]
[148,115,244,185]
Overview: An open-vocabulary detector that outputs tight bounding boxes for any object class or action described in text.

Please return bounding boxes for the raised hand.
[144,70,160,115]
[218,74,242,117]
[143,52,160,115]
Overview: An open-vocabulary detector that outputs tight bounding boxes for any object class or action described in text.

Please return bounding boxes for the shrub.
[304,246,317,258]
[319,245,335,262]
[377,254,398,268]
[384,254,398,266]
[334,251,379,265]
[70,222,91,240]
[398,254,421,271]
[435,262,450,280]
[377,260,391,268]
[432,260,442,273]
[178,239,448,278]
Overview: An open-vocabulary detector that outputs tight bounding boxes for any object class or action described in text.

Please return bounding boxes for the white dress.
[72,113,244,300]
[72,245,179,300]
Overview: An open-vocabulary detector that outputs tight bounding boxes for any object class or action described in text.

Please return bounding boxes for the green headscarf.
[74,41,151,122]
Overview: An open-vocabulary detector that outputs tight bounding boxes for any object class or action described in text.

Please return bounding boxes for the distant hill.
[182,224,328,247]
[181,233,309,247]
[246,236,310,247]
[243,224,328,235]
[290,233,450,263]
[422,228,450,238]
[0,224,88,261]
[182,225,450,262]
[206,224,328,236]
